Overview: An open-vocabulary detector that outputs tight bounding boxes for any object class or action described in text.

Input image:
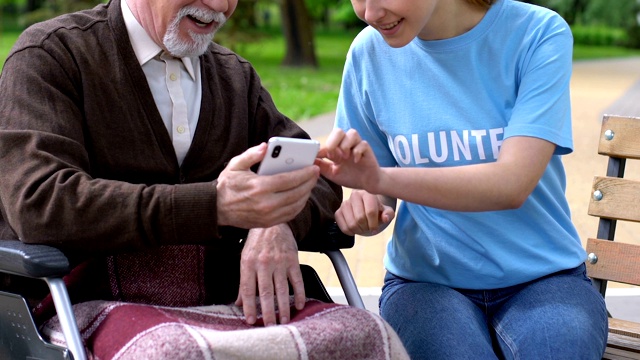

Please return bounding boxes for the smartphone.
[257,137,320,176]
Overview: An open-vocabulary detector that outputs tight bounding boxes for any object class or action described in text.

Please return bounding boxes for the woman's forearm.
[373,136,555,212]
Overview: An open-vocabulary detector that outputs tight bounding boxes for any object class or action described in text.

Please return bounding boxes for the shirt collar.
[121,0,197,81]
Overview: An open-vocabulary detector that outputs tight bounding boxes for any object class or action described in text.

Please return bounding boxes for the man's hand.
[217,143,320,229]
[235,224,305,326]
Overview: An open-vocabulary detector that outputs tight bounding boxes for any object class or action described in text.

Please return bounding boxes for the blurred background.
[1,0,639,319]
[1,0,640,121]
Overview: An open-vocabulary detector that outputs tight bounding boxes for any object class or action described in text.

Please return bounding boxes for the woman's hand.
[316,128,383,193]
[336,190,395,236]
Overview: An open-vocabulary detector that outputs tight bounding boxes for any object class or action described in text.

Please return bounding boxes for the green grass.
[231,31,355,120]
[0,31,19,67]
[3,28,640,120]
[573,44,640,60]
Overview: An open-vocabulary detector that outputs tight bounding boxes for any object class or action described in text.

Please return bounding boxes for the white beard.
[163,6,227,57]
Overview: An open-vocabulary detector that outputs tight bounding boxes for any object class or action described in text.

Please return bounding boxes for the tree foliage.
[1,0,104,26]
[522,0,639,27]
[3,0,640,64]
[522,0,640,48]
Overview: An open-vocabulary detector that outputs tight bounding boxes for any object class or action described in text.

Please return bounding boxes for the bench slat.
[599,115,640,159]
[589,177,640,223]
[604,332,640,359]
[610,319,640,340]
[586,239,640,286]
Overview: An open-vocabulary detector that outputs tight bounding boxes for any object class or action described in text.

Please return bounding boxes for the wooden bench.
[585,115,640,359]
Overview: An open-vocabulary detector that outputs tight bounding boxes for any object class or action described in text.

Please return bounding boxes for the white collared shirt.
[121,0,202,165]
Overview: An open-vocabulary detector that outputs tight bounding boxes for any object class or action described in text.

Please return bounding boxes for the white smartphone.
[257,137,320,176]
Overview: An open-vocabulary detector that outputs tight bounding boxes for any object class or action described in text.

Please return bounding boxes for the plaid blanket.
[41,298,409,360]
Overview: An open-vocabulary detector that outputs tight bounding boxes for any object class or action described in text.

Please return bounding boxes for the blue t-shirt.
[335,0,586,289]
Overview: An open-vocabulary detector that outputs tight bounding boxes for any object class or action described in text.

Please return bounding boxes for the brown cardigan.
[0,0,341,309]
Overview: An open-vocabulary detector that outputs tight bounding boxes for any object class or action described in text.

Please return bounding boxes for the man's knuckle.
[256,252,273,263]
[259,289,275,298]
[289,277,304,288]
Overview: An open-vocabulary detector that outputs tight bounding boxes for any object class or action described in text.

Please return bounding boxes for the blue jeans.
[379,264,608,359]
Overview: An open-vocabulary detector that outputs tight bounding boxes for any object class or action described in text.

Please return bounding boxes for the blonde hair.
[466,0,496,8]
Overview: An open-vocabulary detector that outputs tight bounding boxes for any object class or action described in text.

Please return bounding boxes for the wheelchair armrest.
[0,239,71,278]
[0,240,85,359]
[0,226,349,276]
[298,223,355,253]
[297,223,365,309]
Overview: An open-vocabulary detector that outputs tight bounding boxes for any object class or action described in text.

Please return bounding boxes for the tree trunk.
[26,0,46,12]
[280,0,318,68]
[557,0,588,25]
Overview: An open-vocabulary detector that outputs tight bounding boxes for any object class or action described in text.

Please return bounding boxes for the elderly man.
[0,0,337,328]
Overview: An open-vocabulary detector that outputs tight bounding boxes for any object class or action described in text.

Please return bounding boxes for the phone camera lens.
[272,145,281,158]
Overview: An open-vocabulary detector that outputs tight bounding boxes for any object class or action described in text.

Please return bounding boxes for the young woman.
[317,0,608,358]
